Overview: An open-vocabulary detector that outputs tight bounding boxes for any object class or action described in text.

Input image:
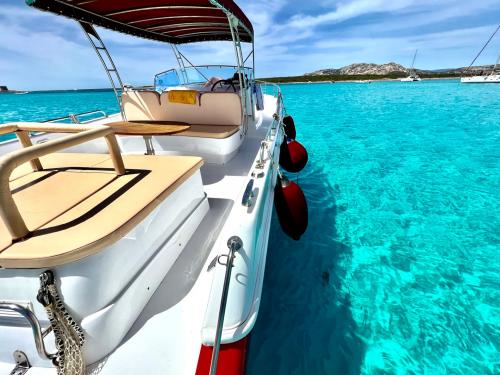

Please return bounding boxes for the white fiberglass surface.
[87,198,233,375]
[86,107,276,374]
[0,95,278,374]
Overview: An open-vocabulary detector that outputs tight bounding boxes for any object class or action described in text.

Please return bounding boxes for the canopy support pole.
[79,21,126,120]
[171,45,189,84]
[209,0,255,126]
[252,40,256,81]
[228,14,251,129]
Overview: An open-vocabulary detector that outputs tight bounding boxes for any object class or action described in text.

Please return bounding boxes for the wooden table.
[106,121,190,136]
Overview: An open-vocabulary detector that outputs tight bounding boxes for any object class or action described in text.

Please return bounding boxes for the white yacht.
[401,49,422,82]
[461,25,500,83]
[461,55,500,83]
[0,1,309,374]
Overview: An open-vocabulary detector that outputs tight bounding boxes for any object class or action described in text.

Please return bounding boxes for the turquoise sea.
[1,80,499,374]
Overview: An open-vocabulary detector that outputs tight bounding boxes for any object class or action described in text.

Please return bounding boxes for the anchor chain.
[37,270,85,375]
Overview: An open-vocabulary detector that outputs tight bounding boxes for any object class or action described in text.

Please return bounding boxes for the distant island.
[262,63,496,83]
[0,85,28,94]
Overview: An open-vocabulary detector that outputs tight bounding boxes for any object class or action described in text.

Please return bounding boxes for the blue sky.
[1,0,499,90]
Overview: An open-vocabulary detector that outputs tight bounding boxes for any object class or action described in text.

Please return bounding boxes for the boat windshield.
[155,65,253,91]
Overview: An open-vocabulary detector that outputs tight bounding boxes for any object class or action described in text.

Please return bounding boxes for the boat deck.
[0,94,279,375]
[85,115,270,374]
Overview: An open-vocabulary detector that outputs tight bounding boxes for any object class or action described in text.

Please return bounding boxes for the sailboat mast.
[411,49,418,70]
[464,24,500,74]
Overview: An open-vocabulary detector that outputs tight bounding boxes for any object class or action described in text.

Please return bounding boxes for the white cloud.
[0,0,498,88]
[288,0,414,28]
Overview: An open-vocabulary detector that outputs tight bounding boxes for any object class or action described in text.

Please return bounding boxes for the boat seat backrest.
[160,91,242,126]
[122,90,162,121]
[122,90,242,126]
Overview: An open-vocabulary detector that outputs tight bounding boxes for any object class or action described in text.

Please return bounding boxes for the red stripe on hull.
[195,336,249,375]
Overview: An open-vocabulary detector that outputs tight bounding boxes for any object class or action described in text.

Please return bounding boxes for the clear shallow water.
[247,80,499,375]
[0,81,498,374]
[0,90,119,141]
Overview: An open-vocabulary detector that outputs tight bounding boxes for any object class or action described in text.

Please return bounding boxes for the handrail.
[0,303,56,360]
[255,80,284,139]
[43,109,108,124]
[79,22,126,120]
[0,123,125,240]
[209,236,243,375]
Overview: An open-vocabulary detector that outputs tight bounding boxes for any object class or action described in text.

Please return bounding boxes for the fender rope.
[37,270,85,375]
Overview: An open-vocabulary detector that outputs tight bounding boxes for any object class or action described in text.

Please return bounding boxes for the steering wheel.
[211,79,237,92]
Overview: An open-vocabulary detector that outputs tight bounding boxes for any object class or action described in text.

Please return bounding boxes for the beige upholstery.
[106,121,190,135]
[0,153,203,268]
[122,89,242,126]
[160,91,242,125]
[122,91,163,121]
[173,124,240,139]
[0,124,125,240]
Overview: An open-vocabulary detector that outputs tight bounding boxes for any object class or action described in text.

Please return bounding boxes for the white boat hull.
[400,76,421,82]
[461,74,500,83]
[0,172,208,367]
[0,93,284,374]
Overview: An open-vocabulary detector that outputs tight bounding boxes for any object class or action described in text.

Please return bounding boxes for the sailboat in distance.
[461,25,500,83]
[401,49,422,82]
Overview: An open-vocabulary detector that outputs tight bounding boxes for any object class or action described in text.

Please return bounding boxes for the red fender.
[274,176,308,240]
[282,115,296,140]
[279,139,308,173]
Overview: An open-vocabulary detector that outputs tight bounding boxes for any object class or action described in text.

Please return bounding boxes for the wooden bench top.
[0,153,203,268]
[106,121,190,136]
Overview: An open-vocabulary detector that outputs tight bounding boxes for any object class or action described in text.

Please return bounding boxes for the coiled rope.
[37,270,85,375]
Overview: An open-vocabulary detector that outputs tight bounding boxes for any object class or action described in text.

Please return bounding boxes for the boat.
[461,25,500,83]
[400,49,422,82]
[461,56,500,83]
[0,1,309,374]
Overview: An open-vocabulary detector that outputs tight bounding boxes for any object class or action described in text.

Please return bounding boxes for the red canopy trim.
[26,0,253,44]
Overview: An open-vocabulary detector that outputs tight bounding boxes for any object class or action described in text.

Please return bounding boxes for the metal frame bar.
[177,50,210,81]
[243,49,253,65]
[225,13,249,132]
[207,0,253,38]
[171,45,189,84]
[106,6,216,17]
[255,80,284,138]
[129,16,228,25]
[0,303,56,361]
[252,40,256,80]
[79,21,126,120]
[147,22,230,31]
[209,236,243,375]
[43,109,108,124]
[207,0,256,123]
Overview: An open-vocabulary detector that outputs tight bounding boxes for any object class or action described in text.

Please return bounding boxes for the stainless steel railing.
[44,109,108,124]
[0,110,109,145]
[0,302,56,361]
[209,236,243,375]
[255,80,285,138]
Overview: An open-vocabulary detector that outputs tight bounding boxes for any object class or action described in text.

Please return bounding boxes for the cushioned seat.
[122,89,243,126]
[0,153,203,268]
[173,124,240,139]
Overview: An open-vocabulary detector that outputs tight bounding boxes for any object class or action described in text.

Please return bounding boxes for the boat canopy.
[26,0,253,44]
